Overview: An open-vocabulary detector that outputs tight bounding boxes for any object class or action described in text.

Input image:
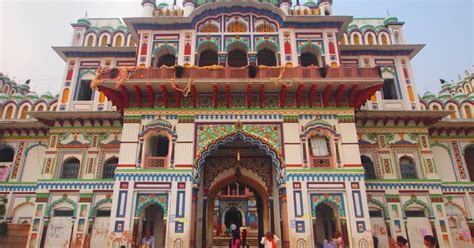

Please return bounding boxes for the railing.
[144,156,168,169]
[310,156,333,168]
[101,66,381,81]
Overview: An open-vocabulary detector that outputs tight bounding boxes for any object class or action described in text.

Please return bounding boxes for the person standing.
[396,236,408,248]
[229,229,241,248]
[241,228,248,248]
[423,235,437,248]
[260,232,279,248]
[333,231,344,248]
[141,229,155,248]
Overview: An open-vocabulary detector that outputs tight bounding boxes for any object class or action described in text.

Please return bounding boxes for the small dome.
[25,92,39,101]
[77,18,91,26]
[347,23,358,31]
[40,91,54,101]
[0,93,9,101]
[10,93,25,101]
[422,91,435,100]
[19,83,30,90]
[384,16,399,25]
[157,2,169,9]
[454,92,466,100]
[438,91,451,100]
[304,0,318,7]
[360,24,375,32]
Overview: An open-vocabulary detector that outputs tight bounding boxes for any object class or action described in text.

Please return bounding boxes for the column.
[218,53,227,67]
[190,186,198,248]
[279,186,290,248]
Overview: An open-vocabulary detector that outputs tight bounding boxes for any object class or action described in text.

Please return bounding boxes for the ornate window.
[227,49,248,67]
[228,22,247,33]
[144,134,171,168]
[86,34,95,47]
[100,35,109,47]
[367,33,376,45]
[361,155,377,179]
[464,145,474,181]
[19,106,29,119]
[309,136,330,156]
[353,34,361,45]
[198,49,218,67]
[114,35,123,47]
[60,157,80,179]
[381,33,389,45]
[3,105,14,119]
[399,156,417,179]
[382,79,398,100]
[256,24,275,33]
[0,145,14,163]
[464,105,472,119]
[257,49,277,66]
[102,157,118,179]
[200,24,219,33]
[448,105,457,119]
[75,79,93,101]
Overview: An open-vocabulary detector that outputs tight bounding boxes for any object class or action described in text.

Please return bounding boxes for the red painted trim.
[117,164,136,167]
[246,83,252,108]
[133,84,143,108]
[335,84,346,107]
[160,84,169,108]
[259,83,265,108]
[146,84,155,108]
[225,83,231,108]
[286,164,303,167]
[343,164,362,167]
[295,84,304,108]
[279,84,287,108]
[175,164,193,168]
[212,83,218,108]
[308,83,317,107]
[322,84,333,107]
[191,84,197,108]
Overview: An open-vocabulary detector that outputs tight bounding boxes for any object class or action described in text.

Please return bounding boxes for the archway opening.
[200,137,280,247]
[464,145,474,181]
[227,49,248,67]
[257,48,277,66]
[199,49,218,67]
[313,203,340,247]
[0,145,14,162]
[138,203,165,248]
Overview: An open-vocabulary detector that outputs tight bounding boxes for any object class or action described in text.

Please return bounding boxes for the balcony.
[100,66,382,81]
[144,156,168,169]
[309,156,334,168]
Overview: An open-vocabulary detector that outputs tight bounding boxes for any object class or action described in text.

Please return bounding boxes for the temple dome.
[25,92,39,101]
[40,91,54,101]
[422,91,435,101]
[383,16,399,25]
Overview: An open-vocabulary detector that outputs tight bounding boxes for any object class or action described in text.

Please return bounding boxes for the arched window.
[399,156,417,179]
[300,52,319,67]
[432,105,440,111]
[309,136,329,156]
[367,33,376,45]
[114,35,123,47]
[129,37,136,47]
[227,49,248,67]
[464,145,474,181]
[448,105,457,119]
[100,35,109,47]
[86,34,95,47]
[381,33,389,45]
[200,24,219,33]
[353,34,361,45]
[228,22,247,32]
[60,157,80,179]
[37,105,45,111]
[361,155,377,179]
[198,49,218,67]
[153,54,176,67]
[0,145,15,162]
[464,106,472,119]
[4,105,14,119]
[145,135,170,168]
[256,24,275,33]
[102,157,118,179]
[19,106,29,119]
[339,35,347,45]
[257,48,277,66]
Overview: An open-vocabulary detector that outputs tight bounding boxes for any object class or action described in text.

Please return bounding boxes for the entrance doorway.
[138,204,165,248]
[313,203,341,247]
[198,136,281,247]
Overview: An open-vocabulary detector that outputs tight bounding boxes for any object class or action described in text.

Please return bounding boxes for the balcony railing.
[144,156,168,169]
[100,66,381,81]
[310,155,334,168]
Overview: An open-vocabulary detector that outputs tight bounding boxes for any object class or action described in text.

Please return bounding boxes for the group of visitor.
[385,234,438,248]
[227,223,279,248]
[322,231,344,248]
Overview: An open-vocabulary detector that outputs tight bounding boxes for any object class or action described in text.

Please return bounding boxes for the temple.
[0,0,473,247]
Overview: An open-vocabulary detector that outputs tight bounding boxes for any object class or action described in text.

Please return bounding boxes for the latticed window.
[102,157,118,179]
[228,22,246,32]
[60,158,80,179]
[200,24,219,33]
[256,24,275,33]
[399,156,417,179]
[361,155,377,179]
[309,136,330,156]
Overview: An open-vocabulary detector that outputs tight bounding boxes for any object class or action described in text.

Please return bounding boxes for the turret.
[183,0,195,17]
[318,0,333,16]
[142,0,156,17]
[279,0,291,15]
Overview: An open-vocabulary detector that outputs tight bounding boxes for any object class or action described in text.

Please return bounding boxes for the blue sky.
[0,0,472,96]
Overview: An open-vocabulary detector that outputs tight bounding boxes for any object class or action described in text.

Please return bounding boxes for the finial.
[85,11,88,18]
[386,9,390,16]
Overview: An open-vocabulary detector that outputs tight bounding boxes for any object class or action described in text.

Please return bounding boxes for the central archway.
[196,136,283,247]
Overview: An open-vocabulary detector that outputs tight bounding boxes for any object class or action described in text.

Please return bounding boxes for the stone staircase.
[212,232,261,248]
[0,224,30,248]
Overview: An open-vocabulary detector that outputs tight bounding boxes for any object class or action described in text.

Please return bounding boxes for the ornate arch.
[134,194,168,217]
[89,197,112,218]
[10,201,35,219]
[255,39,279,52]
[368,197,389,219]
[194,132,284,185]
[402,197,434,218]
[445,201,468,218]
[298,42,321,54]
[197,40,219,53]
[226,39,249,52]
[45,196,77,217]
[153,44,177,58]
[312,196,346,218]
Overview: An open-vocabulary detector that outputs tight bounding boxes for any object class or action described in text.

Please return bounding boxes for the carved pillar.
[248,52,257,66]
[132,218,139,247]
[190,186,199,248]
[218,53,227,67]
[279,186,290,248]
